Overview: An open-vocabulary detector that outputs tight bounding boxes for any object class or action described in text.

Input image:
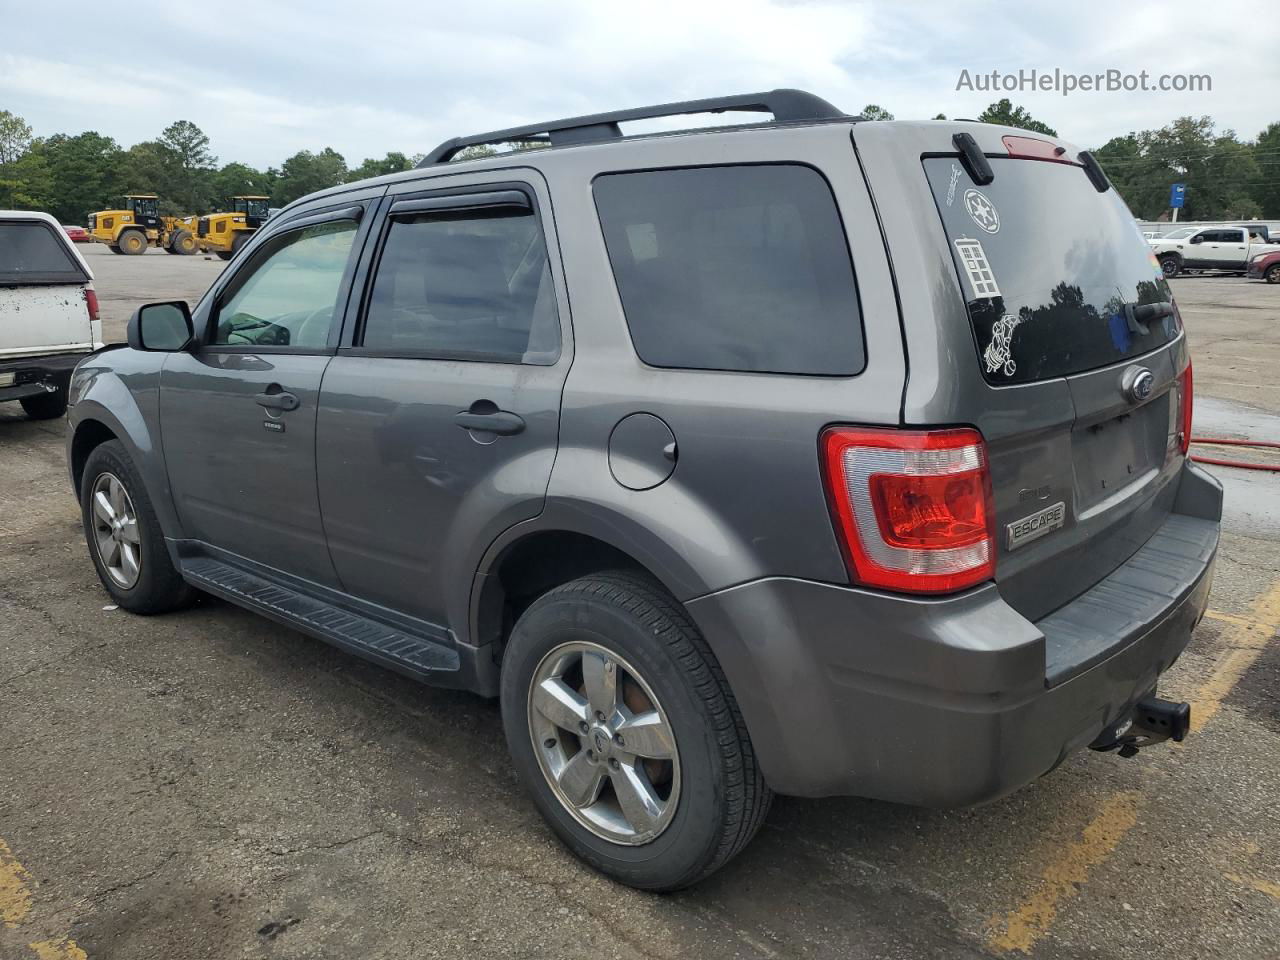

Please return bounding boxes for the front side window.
[593,164,865,376]
[361,206,559,364]
[213,219,357,348]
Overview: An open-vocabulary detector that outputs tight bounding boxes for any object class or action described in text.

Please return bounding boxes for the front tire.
[19,387,67,420]
[501,571,771,890]
[170,229,197,255]
[80,440,194,614]
[1266,263,1280,284]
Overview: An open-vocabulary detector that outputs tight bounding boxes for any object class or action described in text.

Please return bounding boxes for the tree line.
[1,100,1277,225]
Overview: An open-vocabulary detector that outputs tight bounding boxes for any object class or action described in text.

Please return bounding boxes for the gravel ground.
[0,245,1277,959]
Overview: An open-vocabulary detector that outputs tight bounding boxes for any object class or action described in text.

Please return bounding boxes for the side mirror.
[128,301,194,352]
[1189,235,1203,244]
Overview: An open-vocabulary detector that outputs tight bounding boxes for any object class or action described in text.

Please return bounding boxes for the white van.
[1,211,102,419]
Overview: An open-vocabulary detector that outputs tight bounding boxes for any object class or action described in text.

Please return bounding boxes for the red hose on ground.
[1189,437,1280,472]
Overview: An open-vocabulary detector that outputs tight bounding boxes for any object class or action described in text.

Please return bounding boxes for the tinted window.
[214,220,357,348]
[0,220,87,285]
[594,165,864,376]
[362,207,559,364]
[925,157,1178,385]
[1218,229,1244,243]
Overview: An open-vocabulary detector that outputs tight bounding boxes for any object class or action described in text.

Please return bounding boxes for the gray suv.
[66,90,1222,890]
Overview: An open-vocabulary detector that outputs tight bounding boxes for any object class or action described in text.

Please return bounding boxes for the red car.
[1247,250,1280,283]
[61,224,89,243]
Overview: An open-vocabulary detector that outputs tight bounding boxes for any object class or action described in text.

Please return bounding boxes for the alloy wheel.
[90,472,142,589]
[528,641,680,845]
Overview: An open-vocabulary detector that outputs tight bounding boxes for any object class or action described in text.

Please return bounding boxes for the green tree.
[274,148,347,205]
[0,109,33,165]
[211,161,275,203]
[29,132,124,223]
[117,140,180,207]
[347,151,413,181]
[977,99,1057,136]
[159,120,216,213]
[1092,132,1177,219]
[1250,122,1280,217]
[859,104,894,121]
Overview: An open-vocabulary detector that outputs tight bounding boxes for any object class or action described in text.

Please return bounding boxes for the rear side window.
[925,157,1177,384]
[362,208,560,364]
[0,220,87,285]
[594,165,864,376]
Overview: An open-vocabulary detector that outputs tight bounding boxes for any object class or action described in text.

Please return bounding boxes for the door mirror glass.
[129,301,193,351]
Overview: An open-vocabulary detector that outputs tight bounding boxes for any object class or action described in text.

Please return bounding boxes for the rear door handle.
[255,390,300,411]
[454,410,526,436]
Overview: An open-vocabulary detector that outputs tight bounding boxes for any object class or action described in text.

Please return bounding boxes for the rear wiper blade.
[1123,300,1174,334]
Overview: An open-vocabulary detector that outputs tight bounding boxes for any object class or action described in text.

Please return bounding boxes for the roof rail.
[417,88,847,166]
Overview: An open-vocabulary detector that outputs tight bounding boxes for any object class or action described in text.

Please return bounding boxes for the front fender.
[67,352,182,541]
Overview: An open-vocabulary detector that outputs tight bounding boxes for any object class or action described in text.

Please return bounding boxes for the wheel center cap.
[592,728,611,756]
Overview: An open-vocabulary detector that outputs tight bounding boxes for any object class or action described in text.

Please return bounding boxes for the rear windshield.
[0,220,87,286]
[594,164,864,376]
[925,157,1176,384]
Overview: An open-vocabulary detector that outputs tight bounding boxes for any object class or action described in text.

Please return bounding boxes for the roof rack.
[418,88,847,166]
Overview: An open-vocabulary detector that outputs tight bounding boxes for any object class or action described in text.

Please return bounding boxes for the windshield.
[925,157,1178,385]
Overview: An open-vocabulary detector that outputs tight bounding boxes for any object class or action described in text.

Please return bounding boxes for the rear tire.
[19,387,67,420]
[170,229,197,255]
[108,245,122,254]
[118,230,148,255]
[1160,255,1181,278]
[1266,263,1280,284]
[501,571,771,891]
[80,440,194,614]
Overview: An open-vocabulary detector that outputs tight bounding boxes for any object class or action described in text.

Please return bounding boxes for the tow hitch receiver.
[1090,696,1191,758]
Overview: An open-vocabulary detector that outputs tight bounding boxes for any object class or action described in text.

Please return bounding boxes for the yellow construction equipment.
[196,196,270,260]
[86,195,198,255]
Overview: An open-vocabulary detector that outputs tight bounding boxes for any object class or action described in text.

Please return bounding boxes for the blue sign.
[1170,183,1186,209]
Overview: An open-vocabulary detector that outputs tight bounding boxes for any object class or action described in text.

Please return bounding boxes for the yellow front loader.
[86,195,198,255]
[196,196,270,261]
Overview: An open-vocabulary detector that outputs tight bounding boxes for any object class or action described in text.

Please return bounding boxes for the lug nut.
[608,758,620,771]
[595,711,606,723]
[613,734,625,747]
[579,721,589,734]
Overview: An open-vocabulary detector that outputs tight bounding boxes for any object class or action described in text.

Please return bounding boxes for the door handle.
[454,410,526,436]
[255,390,300,411]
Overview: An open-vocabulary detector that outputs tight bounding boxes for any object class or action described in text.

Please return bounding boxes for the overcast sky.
[1,0,1273,169]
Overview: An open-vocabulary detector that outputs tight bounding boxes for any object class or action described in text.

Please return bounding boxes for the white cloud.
[0,0,1273,168]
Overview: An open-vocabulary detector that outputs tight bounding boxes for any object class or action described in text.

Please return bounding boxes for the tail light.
[821,427,996,594]
[1178,362,1193,456]
[85,286,100,325]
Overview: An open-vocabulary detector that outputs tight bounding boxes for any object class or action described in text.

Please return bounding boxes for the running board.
[180,555,470,685]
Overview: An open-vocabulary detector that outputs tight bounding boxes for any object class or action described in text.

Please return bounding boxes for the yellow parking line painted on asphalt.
[0,838,33,929]
[985,792,1140,954]
[1225,873,1280,902]
[28,939,88,960]
[1190,580,1280,733]
[1200,609,1254,628]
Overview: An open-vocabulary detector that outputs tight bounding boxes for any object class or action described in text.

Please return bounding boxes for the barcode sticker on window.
[954,238,1001,299]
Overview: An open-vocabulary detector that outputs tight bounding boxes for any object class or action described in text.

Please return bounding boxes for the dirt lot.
[2,245,1278,959]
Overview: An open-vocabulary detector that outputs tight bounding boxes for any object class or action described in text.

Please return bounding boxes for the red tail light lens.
[822,427,996,594]
[85,286,100,324]
[1178,362,1193,456]
[1001,135,1073,164]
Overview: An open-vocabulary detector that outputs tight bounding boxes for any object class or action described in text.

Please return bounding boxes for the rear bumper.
[687,460,1222,805]
[0,351,89,401]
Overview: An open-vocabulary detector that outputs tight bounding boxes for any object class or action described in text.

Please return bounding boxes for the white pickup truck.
[1,210,102,419]
[1150,225,1280,278]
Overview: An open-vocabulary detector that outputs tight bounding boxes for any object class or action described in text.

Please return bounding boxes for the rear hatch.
[0,216,96,359]
[858,125,1188,621]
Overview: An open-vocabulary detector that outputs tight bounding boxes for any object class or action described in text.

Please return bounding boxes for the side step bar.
[179,554,476,687]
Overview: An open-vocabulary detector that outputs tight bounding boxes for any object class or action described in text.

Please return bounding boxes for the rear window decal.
[954,238,1001,298]
[963,189,1000,233]
[946,164,962,206]
[983,313,1022,377]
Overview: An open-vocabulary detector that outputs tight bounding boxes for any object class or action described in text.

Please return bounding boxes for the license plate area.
[1071,395,1169,513]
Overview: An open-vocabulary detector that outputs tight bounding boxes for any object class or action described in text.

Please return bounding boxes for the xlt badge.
[1007,501,1066,550]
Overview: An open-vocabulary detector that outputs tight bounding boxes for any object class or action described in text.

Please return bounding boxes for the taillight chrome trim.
[822,427,997,594]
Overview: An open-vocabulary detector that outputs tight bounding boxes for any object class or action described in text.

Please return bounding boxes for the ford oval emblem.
[1123,367,1155,403]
